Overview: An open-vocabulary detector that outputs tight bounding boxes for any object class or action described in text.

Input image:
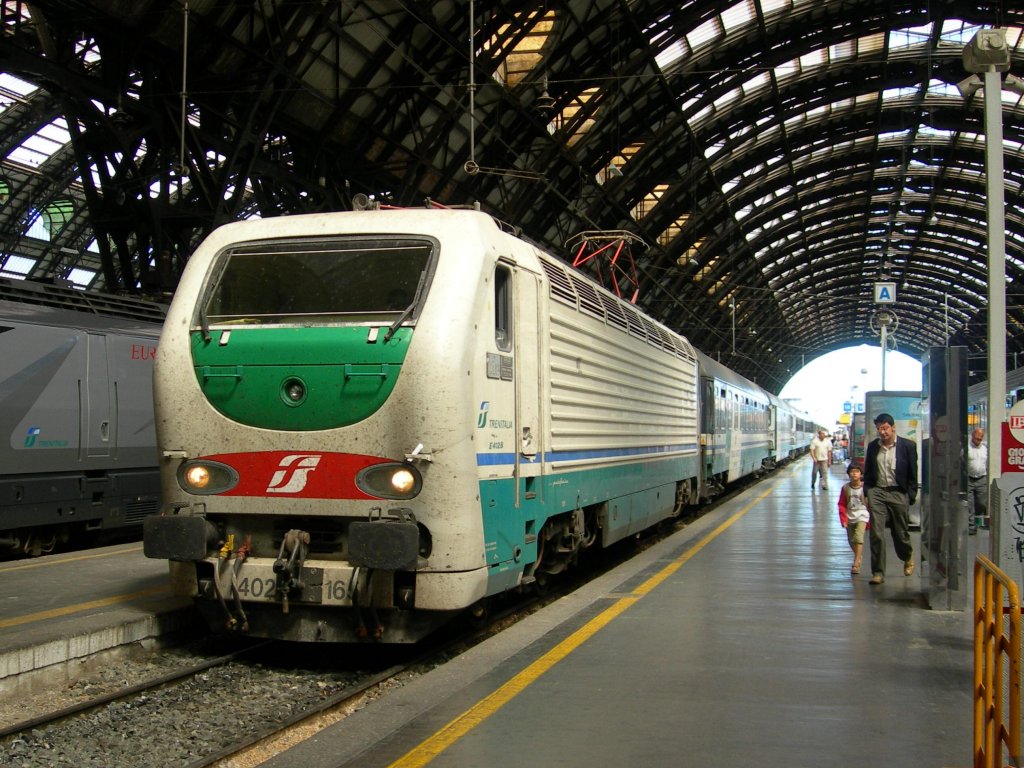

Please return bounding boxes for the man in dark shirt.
[862,413,918,585]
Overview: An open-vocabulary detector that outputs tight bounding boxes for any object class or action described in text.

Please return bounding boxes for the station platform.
[263,460,980,768]
[0,461,984,766]
[0,541,194,689]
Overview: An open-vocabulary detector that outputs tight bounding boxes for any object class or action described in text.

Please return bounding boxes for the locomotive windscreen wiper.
[383,270,427,344]
[199,305,211,342]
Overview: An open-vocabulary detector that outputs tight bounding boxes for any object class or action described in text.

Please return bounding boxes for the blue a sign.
[843,402,852,413]
[874,282,896,303]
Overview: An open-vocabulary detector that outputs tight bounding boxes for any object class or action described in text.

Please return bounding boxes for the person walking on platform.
[863,413,918,585]
[809,429,833,490]
[967,428,988,534]
[838,464,870,575]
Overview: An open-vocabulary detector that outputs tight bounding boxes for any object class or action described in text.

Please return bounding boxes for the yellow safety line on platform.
[388,484,775,768]
[0,545,144,573]
[0,585,169,630]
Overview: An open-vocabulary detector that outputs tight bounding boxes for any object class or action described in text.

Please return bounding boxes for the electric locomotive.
[145,208,712,642]
[0,279,164,556]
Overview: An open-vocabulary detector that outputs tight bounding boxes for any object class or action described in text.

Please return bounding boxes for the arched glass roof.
[0,0,1021,388]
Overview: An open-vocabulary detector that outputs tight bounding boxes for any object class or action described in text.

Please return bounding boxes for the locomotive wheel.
[467,599,490,627]
[531,571,550,595]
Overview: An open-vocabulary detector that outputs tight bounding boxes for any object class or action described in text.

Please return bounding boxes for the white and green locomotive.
[145,208,807,642]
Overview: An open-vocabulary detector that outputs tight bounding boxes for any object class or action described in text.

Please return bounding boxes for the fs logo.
[266,454,321,494]
[477,401,490,428]
[23,427,41,447]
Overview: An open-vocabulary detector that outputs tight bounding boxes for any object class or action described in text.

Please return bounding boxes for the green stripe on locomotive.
[190,327,412,430]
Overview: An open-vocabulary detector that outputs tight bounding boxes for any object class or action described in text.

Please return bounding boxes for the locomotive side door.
[514,266,541,470]
[84,333,112,458]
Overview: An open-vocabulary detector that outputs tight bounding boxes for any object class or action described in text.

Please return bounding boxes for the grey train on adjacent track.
[0,279,164,556]
[144,208,818,642]
[967,364,1024,434]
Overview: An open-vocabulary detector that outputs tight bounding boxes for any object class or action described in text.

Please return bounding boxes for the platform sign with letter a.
[874,282,896,304]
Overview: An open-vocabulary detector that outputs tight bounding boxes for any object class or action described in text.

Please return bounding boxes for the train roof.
[694,348,770,399]
[968,365,1024,402]
[0,278,166,333]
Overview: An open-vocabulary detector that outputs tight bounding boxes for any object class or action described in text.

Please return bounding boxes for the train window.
[200,237,436,324]
[494,265,512,351]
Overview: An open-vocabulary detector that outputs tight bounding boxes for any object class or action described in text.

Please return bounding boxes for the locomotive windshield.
[200,237,435,325]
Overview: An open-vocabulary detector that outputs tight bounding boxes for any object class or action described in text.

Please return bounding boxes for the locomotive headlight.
[185,465,210,489]
[177,460,238,495]
[356,462,422,499]
[390,467,417,494]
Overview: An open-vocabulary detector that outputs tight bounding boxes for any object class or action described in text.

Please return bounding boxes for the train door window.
[494,265,512,352]
[702,380,716,432]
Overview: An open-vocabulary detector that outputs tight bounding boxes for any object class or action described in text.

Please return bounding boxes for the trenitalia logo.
[204,450,389,499]
[266,454,321,493]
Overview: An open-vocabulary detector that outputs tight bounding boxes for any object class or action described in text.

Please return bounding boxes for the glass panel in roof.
[783,112,805,131]
[25,210,49,240]
[2,255,35,276]
[722,1,755,33]
[7,118,71,167]
[693,255,717,282]
[66,268,97,288]
[858,32,885,55]
[687,16,723,53]
[830,39,856,61]
[713,87,741,113]
[689,103,713,125]
[74,38,102,66]
[760,0,790,17]
[775,57,799,84]
[925,125,954,140]
[1001,90,1024,108]
[799,47,827,71]
[558,87,600,146]
[657,215,689,248]
[878,128,910,142]
[656,40,688,70]
[889,23,934,52]
[486,10,556,86]
[940,20,982,44]
[43,200,74,236]
[632,184,668,221]
[741,71,769,97]
[882,85,918,100]
[0,73,37,109]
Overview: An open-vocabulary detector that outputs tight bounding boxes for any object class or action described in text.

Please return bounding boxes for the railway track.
[0,594,546,768]
[0,466,774,767]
